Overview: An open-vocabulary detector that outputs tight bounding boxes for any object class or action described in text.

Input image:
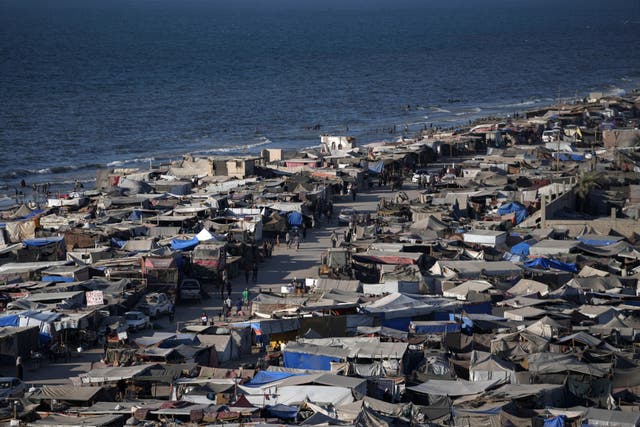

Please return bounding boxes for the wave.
[429,106,452,113]
[191,136,273,155]
[0,163,103,180]
[107,156,156,167]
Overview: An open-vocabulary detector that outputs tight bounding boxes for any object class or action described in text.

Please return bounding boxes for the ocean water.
[1,0,639,189]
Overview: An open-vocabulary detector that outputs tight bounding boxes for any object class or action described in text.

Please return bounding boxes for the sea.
[1,0,639,192]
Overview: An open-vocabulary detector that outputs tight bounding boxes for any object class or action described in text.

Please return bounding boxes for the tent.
[267,404,298,419]
[497,202,528,224]
[171,236,199,251]
[283,342,349,371]
[524,257,577,273]
[469,350,516,384]
[287,211,303,227]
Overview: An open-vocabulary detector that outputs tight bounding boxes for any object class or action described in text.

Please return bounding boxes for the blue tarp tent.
[23,236,65,247]
[543,415,565,427]
[552,152,585,162]
[0,315,19,327]
[287,211,303,227]
[368,161,384,175]
[577,235,624,246]
[267,404,298,419]
[245,371,302,387]
[111,238,126,249]
[497,202,528,224]
[41,276,74,283]
[171,237,199,251]
[283,343,347,371]
[524,257,577,273]
[510,239,537,256]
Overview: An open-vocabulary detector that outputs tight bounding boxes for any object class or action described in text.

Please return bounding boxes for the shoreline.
[2,81,638,196]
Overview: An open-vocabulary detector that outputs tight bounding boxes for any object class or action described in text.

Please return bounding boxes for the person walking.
[331,230,338,248]
[252,262,258,283]
[169,303,175,322]
[227,279,233,298]
[285,231,291,248]
[302,223,307,239]
[244,264,250,284]
[242,287,249,305]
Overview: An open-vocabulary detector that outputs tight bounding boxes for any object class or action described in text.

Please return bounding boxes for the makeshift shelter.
[469,350,517,384]
[283,342,350,371]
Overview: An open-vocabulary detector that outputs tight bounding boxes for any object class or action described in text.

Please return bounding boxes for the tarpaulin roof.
[408,379,501,396]
[171,236,199,251]
[497,202,528,224]
[287,211,303,226]
[267,404,298,419]
[245,371,303,387]
[352,251,422,265]
[23,236,64,247]
[577,234,624,246]
[523,257,577,273]
[29,385,104,402]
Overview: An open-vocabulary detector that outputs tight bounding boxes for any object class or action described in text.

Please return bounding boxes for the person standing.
[200,312,209,326]
[242,288,249,305]
[16,357,23,380]
[285,231,291,248]
[302,223,307,239]
[224,297,232,317]
[227,279,233,298]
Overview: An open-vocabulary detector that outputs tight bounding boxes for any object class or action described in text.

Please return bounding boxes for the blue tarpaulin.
[128,210,142,221]
[19,209,44,220]
[41,276,74,283]
[23,236,64,247]
[171,237,199,251]
[267,404,298,419]
[510,239,537,256]
[577,236,623,246]
[524,257,577,273]
[0,315,19,327]
[283,350,343,371]
[368,161,384,175]
[543,415,565,427]
[552,152,585,162]
[111,238,126,249]
[497,202,528,224]
[245,371,302,387]
[287,211,303,227]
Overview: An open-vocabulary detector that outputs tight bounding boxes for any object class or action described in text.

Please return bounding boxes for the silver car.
[0,377,25,398]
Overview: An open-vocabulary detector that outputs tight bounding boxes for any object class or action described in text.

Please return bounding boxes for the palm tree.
[575,171,601,213]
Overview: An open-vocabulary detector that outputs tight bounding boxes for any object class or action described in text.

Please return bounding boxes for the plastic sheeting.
[171,237,199,251]
[524,257,577,273]
[245,371,302,387]
[23,236,64,247]
[287,211,303,227]
[497,202,528,224]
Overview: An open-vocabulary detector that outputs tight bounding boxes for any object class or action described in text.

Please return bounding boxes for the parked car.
[0,377,25,398]
[124,311,151,331]
[180,279,202,302]
[137,292,173,318]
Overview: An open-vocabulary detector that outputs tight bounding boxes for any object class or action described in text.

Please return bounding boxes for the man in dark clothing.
[244,265,251,284]
[252,263,258,283]
[226,280,233,298]
[16,357,23,380]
